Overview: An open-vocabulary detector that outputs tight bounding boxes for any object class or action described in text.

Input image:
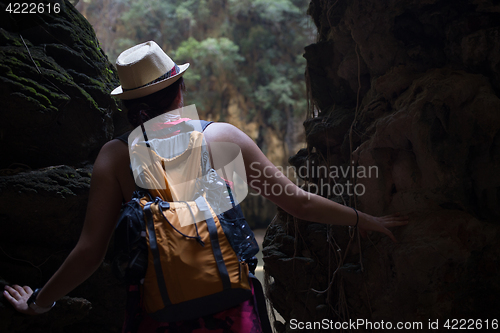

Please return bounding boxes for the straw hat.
[111,41,189,100]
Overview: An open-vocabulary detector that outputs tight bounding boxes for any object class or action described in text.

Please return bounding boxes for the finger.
[4,285,20,298]
[379,216,409,223]
[381,215,408,221]
[381,228,397,243]
[381,213,401,218]
[13,285,27,296]
[391,216,410,221]
[384,220,409,227]
[3,289,17,303]
[3,290,15,302]
[22,286,33,295]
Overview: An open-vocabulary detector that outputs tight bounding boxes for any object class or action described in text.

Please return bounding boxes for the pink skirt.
[123,281,264,333]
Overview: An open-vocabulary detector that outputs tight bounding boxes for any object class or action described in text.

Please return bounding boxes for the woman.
[3,41,408,330]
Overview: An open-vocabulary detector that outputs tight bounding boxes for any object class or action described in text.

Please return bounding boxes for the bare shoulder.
[92,139,130,179]
[203,122,241,140]
[203,122,253,147]
[96,139,128,164]
[202,121,272,171]
[101,138,129,152]
[91,138,135,201]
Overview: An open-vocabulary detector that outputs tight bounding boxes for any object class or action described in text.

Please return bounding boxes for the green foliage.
[175,37,244,74]
[174,37,244,112]
[224,0,311,134]
[252,0,301,22]
[83,0,314,133]
[229,0,300,21]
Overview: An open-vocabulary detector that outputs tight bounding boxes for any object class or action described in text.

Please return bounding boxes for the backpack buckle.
[245,256,258,275]
[160,201,170,210]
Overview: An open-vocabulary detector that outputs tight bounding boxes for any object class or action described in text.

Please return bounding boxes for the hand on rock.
[3,285,38,315]
[358,212,409,242]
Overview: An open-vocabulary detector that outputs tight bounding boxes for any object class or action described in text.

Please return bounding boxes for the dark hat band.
[122,64,180,92]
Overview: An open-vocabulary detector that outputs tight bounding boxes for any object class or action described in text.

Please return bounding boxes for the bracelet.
[27,288,56,314]
[352,207,359,228]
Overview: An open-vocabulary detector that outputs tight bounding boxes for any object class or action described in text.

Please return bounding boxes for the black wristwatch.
[27,288,56,314]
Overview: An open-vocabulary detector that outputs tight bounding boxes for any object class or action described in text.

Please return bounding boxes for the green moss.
[58,187,76,197]
[5,73,55,107]
[3,53,43,78]
[0,64,10,73]
[44,71,72,85]
[0,29,25,47]
[24,85,37,95]
[81,89,99,110]
[87,75,107,88]
[10,92,46,110]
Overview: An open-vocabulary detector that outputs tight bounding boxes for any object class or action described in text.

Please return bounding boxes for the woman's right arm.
[204,123,408,241]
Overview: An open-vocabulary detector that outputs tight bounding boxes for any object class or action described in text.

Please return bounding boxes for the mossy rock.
[0,1,129,169]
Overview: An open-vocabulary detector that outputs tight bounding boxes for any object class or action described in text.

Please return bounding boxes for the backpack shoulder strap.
[187,120,213,133]
[200,120,213,132]
[116,121,212,144]
[115,130,131,144]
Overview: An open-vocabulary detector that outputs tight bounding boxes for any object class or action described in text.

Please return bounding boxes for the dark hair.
[123,77,186,127]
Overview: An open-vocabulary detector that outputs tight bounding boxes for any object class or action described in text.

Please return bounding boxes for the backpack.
[114,119,261,322]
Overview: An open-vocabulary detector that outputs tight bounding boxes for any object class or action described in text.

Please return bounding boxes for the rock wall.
[0,1,128,169]
[0,2,126,332]
[263,0,500,331]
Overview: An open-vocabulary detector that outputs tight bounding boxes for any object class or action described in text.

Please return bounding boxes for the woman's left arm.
[3,141,125,314]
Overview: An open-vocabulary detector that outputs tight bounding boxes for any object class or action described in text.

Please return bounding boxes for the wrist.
[27,288,56,314]
[350,207,359,227]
